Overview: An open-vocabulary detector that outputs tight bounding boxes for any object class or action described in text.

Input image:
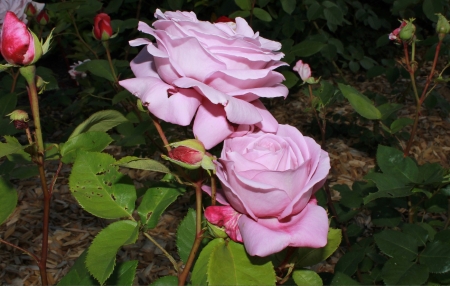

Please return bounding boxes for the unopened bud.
[7,110,30,130]
[36,10,50,26]
[24,3,37,17]
[207,221,228,239]
[35,75,49,94]
[436,14,450,39]
[399,19,416,41]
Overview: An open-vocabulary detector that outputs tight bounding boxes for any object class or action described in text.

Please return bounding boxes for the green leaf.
[381,257,429,285]
[376,145,419,184]
[330,271,360,285]
[377,103,403,120]
[281,71,299,89]
[418,162,445,184]
[9,165,38,180]
[57,250,98,286]
[313,80,335,106]
[253,8,272,22]
[0,93,17,117]
[401,224,428,247]
[422,0,442,21]
[281,0,296,14]
[292,269,322,285]
[334,184,362,208]
[86,220,139,284]
[307,2,323,20]
[235,0,252,10]
[61,132,113,164]
[176,208,196,264]
[69,110,128,139]
[114,156,170,173]
[105,260,138,286]
[363,173,413,204]
[207,239,276,285]
[338,83,381,120]
[191,238,223,285]
[138,184,183,228]
[374,230,418,261]
[112,90,132,105]
[420,241,450,273]
[291,41,325,57]
[76,60,116,82]
[295,228,342,268]
[69,151,136,219]
[0,176,18,225]
[335,249,365,276]
[390,118,414,134]
[104,0,123,14]
[229,10,251,19]
[150,276,178,286]
[0,138,24,158]
[371,204,402,227]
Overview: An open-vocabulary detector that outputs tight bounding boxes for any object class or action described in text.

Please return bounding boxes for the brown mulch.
[1,74,449,285]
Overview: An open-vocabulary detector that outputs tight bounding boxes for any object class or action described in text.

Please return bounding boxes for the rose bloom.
[204,124,330,257]
[119,9,288,149]
[0,0,44,26]
[293,60,311,81]
[68,59,90,79]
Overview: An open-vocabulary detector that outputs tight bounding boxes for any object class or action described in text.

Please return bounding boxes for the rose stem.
[211,174,217,206]
[19,65,50,286]
[143,232,179,272]
[150,113,171,153]
[69,13,99,59]
[308,84,326,148]
[178,180,205,286]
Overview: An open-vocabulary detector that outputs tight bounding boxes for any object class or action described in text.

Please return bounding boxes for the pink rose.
[293,60,311,81]
[204,124,330,257]
[0,0,44,26]
[119,9,289,149]
[0,11,41,65]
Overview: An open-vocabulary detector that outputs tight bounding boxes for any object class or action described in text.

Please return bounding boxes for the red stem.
[419,39,442,105]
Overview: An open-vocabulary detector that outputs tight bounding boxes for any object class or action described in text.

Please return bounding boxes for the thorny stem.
[178,181,204,286]
[150,113,171,153]
[19,65,50,286]
[143,232,179,272]
[69,14,99,59]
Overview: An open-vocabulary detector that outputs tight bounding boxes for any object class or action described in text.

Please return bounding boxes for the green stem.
[178,181,204,286]
[10,69,20,93]
[211,175,217,206]
[143,232,179,272]
[308,85,325,148]
[69,14,98,59]
[103,41,119,85]
[19,65,50,286]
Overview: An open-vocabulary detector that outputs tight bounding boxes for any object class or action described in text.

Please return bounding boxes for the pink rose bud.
[169,145,204,166]
[389,21,407,42]
[36,10,49,25]
[93,13,113,41]
[399,19,415,41]
[293,60,311,81]
[7,110,29,130]
[0,11,42,66]
[25,3,37,17]
[205,205,242,241]
[215,16,234,23]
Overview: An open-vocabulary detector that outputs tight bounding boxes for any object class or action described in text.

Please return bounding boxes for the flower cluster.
[121,10,330,257]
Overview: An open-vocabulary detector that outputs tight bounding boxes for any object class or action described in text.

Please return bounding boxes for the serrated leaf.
[338,83,381,120]
[69,151,136,219]
[112,90,132,105]
[292,269,322,285]
[0,137,25,158]
[208,239,276,285]
[307,2,322,20]
[376,145,419,184]
[313,80,335,106]
[61,132,113,164]
[69,110,128,139]
[295,228,342,268]
[291,41,325,57]
[76,59,116,82]
[334,184,362,208]
[150,275,178,286]
[390,118,413,134]
[374,230,418,261]
[0,176,18,225]
[281,71,299,89]
[0,93,17,117]
[330,271,360,285]
[420,241,450,273]
[401,224,428,247]
[381,257,429,285]
[281,0,296,14]
[335,249,365,276]
[363,173,413,204]
[57,250,98,286]
[114,156,170,173]
[138,184,183,228]
[177,208,196,263]
[105,260,138,286]
[253,8,272,22]
[86,220,139,284]
[191,238,224,285]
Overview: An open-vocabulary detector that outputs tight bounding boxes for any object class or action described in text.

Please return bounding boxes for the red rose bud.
[169,146,204,166]
[36,10,50,26]
[399,19,416,41]
[25,3,37,17]
[93,13,113,41]
[216,16,234,23]
[0,11,42,66]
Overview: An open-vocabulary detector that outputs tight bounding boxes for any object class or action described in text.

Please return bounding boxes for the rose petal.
[238,199,329,256]
[205,205,243,242]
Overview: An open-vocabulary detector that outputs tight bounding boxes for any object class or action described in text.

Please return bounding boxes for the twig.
[143,232,179,272]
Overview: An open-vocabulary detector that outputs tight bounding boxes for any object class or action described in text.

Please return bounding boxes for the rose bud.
[436,14,450,39]
[7,110,29,130]
[215,16,234,23]
[35,75,48,93]
[293,60,311,81]
[36,10,49,25]
[93,13,113,41]
[25,3,37,17]
[399,19,416,41]
[389,21,406,42]
[162,139,216,174]
[0,11,42,66]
